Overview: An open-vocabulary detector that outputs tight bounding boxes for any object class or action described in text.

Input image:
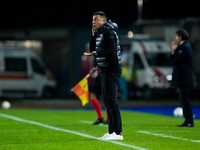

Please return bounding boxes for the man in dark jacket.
[84,11,123,140]
[171,29,194,127]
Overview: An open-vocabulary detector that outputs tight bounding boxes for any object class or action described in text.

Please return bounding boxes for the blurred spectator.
[119,60,134,101]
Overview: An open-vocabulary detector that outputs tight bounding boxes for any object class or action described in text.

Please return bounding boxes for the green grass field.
[0,108,199,150]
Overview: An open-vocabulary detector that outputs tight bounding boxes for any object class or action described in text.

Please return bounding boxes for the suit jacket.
[170,40,194,87]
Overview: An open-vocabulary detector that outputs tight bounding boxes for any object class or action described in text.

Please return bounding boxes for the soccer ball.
[173,107,183,118]
[1,101,11,110]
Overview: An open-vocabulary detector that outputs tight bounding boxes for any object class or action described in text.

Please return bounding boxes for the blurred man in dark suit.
[171,29,195,127]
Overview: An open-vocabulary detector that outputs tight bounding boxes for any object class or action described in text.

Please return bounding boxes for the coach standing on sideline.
[171,29,195,127]
[84,11,123,140]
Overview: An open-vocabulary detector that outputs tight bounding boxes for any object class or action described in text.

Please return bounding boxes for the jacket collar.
[97,20,118,35]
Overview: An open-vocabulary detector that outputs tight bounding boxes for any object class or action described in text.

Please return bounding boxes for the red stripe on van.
[139,41,147,52]
[152,68,163,76]
[0,73,30,79]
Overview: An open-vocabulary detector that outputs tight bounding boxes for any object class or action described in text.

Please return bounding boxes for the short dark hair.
[93,11,107,20]
[176,29,189,40]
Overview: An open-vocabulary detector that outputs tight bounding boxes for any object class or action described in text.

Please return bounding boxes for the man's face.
[175,34,182,44]
[92,15,106,31]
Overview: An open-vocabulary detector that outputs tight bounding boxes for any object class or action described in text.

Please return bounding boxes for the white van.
[120,35,173,99]
[0,44,56,99]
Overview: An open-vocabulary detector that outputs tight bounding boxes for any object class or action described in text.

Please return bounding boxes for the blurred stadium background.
[0,0,199,101]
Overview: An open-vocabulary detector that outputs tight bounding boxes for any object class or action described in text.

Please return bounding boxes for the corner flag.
[72,74,90,106]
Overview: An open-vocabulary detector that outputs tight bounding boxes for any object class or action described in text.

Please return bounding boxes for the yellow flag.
[72,77,89,106]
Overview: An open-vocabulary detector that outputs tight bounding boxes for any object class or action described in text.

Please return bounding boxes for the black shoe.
[104,121,109,125]
[177,123,194,127]
[92,118,105,125]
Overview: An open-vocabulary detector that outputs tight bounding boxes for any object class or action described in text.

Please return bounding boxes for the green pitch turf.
[0,109,199,150]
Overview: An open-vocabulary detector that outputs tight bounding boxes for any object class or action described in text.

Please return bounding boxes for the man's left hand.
[84,51,97,56]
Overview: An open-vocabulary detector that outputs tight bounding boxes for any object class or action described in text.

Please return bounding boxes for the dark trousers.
[100,73,122,134]
[178,87,193,124]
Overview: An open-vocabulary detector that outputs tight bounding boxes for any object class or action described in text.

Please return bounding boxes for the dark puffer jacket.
[89,20,121,74]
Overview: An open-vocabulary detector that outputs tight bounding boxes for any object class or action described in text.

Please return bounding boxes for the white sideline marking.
[138,131,200,143]
[81,120,107,127]
[0,113,149,150]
